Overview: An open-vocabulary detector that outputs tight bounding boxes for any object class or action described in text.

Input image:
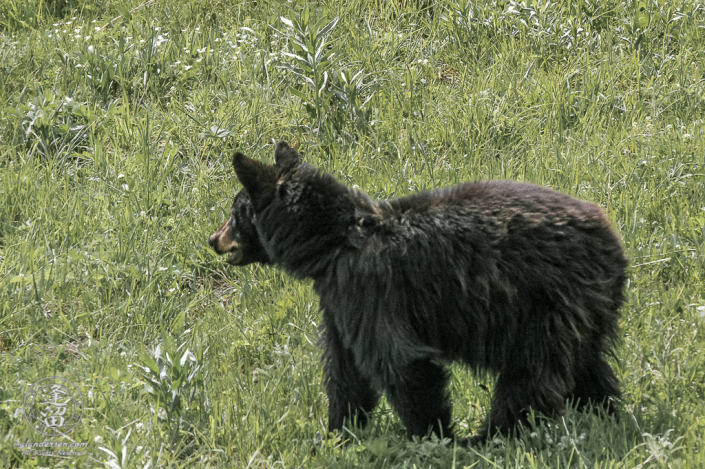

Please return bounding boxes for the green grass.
[1,0,704,467]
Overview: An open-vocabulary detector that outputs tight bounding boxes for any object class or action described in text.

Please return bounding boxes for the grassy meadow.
[1,0,704,467]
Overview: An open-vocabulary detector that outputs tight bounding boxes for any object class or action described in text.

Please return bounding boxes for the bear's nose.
[208,233,217,248]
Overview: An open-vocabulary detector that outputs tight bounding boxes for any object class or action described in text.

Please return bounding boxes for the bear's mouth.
[227,249,243,265]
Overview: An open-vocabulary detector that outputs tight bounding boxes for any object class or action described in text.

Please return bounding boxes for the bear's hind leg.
[322,323,380,434]
[477,359,571,443]
[571,347,621,414]
[384,359,453,440]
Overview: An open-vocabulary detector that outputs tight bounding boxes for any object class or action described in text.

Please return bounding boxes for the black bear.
[210,141,627,445]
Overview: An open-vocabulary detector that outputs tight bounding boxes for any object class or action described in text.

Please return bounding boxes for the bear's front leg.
[384,359,454,440]
[321,318,379,435]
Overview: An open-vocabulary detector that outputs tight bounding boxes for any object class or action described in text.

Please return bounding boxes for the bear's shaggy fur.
[211,141,627,444]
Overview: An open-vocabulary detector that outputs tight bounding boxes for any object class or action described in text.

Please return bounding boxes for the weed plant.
[0,0,704,467]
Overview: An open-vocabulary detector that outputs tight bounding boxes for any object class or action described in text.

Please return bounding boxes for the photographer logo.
[23,376,83,437]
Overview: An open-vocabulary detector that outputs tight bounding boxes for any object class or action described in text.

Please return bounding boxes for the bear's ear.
[274,140,300,169]
[232,152,276,210]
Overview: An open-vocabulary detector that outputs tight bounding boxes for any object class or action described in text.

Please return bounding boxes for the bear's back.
[319,179,626,376]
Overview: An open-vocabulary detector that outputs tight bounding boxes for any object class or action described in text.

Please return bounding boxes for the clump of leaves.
[280,7,339,133]
[71,27,181,103]
[10,90,91,161]
[137,330,209,452]
[279,7,375,142]
[98,427,151,469]
[0,0,79,30]
[440,0,618,59]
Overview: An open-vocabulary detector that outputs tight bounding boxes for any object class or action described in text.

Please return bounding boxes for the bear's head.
[208,189,270,266]
[231,141,357,277]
